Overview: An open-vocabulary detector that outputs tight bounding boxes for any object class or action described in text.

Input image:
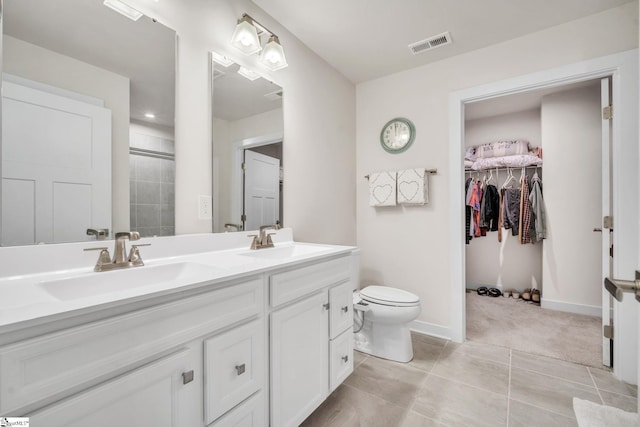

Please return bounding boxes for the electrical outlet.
[198,195,212,220]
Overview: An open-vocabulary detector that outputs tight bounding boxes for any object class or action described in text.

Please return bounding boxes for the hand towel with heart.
[368,171,397,206]
[397,168,429,205]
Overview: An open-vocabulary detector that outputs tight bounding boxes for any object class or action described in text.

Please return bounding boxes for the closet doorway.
[449,50,638,382]
[462,79,608,369]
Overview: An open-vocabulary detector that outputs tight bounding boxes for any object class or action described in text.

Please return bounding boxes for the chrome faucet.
[249,224,280,250]
[86,228,109,240]
[85,231,150,272]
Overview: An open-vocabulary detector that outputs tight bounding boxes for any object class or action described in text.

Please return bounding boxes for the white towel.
[368,171,397,206]
[397,168,429,205]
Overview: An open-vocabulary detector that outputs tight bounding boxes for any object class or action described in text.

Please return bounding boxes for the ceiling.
[252,0,634,84]
[3,0,176,127]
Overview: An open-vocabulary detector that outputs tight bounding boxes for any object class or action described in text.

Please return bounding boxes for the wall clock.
[380,117,415,154]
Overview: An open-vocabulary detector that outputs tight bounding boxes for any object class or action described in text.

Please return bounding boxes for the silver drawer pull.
[341,355,349,363]
[341,305,349,313]
[182,370,194,384]
[235,364,246,376]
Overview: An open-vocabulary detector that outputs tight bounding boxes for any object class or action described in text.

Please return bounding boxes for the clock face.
[380,118,415,153]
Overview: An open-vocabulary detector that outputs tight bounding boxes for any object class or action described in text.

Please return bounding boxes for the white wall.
[464,109,542,292]
[356,3,638,329]
[128,0,356,245]
[541,84,602,310]
[3,35,131,232]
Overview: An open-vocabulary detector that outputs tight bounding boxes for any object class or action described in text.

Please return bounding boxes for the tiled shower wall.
[129,131,175,237]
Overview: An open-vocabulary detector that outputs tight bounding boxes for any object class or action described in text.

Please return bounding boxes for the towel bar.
[365,168,437,179]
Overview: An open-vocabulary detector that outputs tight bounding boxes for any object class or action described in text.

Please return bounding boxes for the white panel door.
[270,292,328,427]
[2,80,111,245]
[243,150,279,231]
[601,78,613,367]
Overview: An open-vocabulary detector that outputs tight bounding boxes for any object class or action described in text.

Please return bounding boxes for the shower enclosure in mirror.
[1,0,176,245]
[211,53,284,232]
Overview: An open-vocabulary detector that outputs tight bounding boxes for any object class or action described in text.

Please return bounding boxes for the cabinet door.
[270,292,329,427]
[28,349,199,427]
[329,280,353,339]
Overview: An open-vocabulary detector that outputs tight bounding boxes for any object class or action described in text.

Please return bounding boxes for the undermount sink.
[38,262,218,301]
[239,244,328,260]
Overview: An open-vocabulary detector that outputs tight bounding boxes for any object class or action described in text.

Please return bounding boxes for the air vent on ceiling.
[264,90,283,101]
[408,31,452,55]
[212,68,226,80]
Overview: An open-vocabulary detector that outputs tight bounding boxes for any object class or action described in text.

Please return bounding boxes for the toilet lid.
[360,286,420,307]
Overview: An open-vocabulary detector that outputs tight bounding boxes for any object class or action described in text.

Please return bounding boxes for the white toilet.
[353,285,421,363]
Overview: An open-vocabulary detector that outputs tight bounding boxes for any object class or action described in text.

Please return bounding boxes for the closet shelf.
[465,165,541,173]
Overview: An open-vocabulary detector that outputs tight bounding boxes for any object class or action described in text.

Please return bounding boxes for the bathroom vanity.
[0,229,358,426]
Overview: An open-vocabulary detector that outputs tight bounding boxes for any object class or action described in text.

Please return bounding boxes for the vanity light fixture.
[231,13,288,71]
[237,66,261,81]
[211,51,234,68]
[103,0,143,21]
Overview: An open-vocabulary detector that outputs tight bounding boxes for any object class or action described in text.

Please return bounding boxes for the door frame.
[230,132,283,231]
[448,50,638,381]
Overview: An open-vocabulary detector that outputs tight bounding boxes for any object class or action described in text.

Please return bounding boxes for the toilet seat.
[359,286,420,307]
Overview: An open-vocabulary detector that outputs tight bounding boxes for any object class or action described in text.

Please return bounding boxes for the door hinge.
[602,105,612,120]
[610,244,613,258]
[603,216,613,230]
[241,162,247,171]
[241,214,246,222]
[603,325,613,340]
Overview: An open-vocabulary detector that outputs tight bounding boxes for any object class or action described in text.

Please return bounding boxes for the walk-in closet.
[463,79,608,369]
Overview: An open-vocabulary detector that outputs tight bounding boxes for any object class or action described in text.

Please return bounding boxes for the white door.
[270,292,329,427]
[2,80,112,245]
[243,150,279,231]
[600,78,613,367]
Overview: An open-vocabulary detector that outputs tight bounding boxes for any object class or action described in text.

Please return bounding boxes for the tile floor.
[302,333,637,427]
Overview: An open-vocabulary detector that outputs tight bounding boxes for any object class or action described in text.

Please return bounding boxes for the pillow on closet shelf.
[464,159,474,168]
[465,146,477,161]
[471,154,543,170]
[475,140,530,159]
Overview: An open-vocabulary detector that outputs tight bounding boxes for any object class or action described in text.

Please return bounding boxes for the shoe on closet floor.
[511,290,520,299]
[502,289,511,298]
[477,286,488,296]
[488,288,502,297]
[531,289,541,304]
[522,288,532,301]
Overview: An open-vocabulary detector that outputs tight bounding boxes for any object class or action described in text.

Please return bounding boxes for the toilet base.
[353,319,413,363]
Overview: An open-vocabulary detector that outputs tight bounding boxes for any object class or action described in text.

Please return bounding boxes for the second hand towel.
[397,168,429,205]
[368,171,397,206]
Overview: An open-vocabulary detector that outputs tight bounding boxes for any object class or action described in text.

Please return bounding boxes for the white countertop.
[0,229,355,337]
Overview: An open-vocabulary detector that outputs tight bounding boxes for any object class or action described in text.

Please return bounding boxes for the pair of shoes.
[531,289,541,303]
[487,288,502,297]
[522,288,532,301]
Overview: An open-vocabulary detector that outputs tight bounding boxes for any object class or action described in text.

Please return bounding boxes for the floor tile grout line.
[508,395,580,422]
[506,349,512,427]
[428,371,510,398]
[587,366,606,405]
[510,364,600,390]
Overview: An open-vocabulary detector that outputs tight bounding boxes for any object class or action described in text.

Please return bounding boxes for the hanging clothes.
[480,184,500,232]
[471,180,483,237]
[529,173,546,240]
[519,176,532,244]
[503,188,521,236]
[498,189,505,242]
[465,178,473,244]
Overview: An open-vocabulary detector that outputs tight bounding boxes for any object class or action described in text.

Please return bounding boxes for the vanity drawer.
[329,280,353,339]
[204,319,264,424]
[0,278,263,414]
[329,329,353,393]
[270,256,351,308]
[209,391,265,427]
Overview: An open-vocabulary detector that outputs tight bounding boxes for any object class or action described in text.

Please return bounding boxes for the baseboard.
[541,298,601,317]
[410,320,451,341]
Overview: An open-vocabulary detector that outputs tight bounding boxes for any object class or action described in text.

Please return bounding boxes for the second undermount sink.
[239,244,329,260]
[38,262,218,301]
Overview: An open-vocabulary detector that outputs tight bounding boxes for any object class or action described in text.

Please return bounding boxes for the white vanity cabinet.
[0,277,265,426]
[269,256,354,427]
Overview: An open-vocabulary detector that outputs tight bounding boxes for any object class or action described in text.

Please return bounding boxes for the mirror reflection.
[211,54,284,232]
[1,0,176,246]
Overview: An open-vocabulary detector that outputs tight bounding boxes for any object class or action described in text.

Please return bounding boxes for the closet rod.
[364,168,437,180]
[465,165,540,174]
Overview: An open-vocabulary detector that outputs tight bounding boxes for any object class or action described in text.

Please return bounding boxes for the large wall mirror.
[1,0,176,246]
[211,54,284,233]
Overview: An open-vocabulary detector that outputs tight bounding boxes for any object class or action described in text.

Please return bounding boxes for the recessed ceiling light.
[237,66,260,81]
[211,51,234,67]
[103,0,143,21]
[144,112,156,119]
